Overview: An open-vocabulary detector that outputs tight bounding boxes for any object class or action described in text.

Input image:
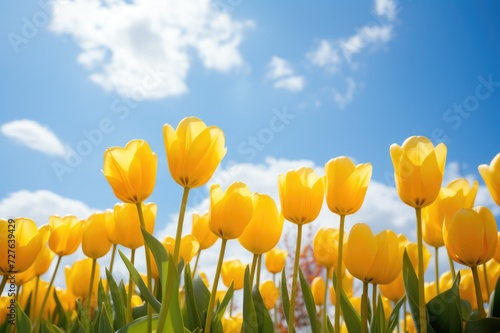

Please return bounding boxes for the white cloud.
[307,39,341,72]
[340,25,393,61]
[49,0,253,99]
[267,56,305,92]
[374,0,398,21]
[1,119,67,157]
[333,77,357,109]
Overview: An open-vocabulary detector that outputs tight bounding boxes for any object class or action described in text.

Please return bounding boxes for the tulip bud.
[478,152,500,206]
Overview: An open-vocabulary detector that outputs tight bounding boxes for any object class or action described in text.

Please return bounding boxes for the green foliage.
[332,273,361,333]
[298,269,319,333]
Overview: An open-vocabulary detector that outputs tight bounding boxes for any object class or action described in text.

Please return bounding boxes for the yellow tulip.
[131,295,144,308]
[478,259,500,301]
[221,313,243,333]
[19,278,55,319]
[33,242,55,277]
[198,271,210,289]
[445,207,498,267]
[259,280,279,310]
[114,202,157,249]
[343,223,401,284]
[424,282,437,303]
[163,117,226,188]
[325,156,372,215]
[209,182,254,239]
[329,272,354,304]
[238,194,284,254]
[221,259,246,290]
[311,276,326,306]
[264,248,288,274]
[48,215,82,256]
[313,227,341,270]
[0,296,11,325]
[163,234,200,264]
[390,136,447,208]
[65,258,100,301]
[0,218,49,274]
[103,139,157,203]
[495,232,500,263]
[278,167,324,225]
[83,212,113,259]
[103,209,119,245]
[349,296,362,315]
[191,211,218,250]
[478,152,500,205]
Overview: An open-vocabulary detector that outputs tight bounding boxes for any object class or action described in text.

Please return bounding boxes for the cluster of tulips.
[1,116,500,333]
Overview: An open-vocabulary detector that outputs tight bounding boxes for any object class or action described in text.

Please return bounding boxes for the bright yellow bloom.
[445,207,498,267]
[33,242,55,277]
[191,211,218,250]
[199,271,210,289]
[238,194,284,254]
[278,167,324,225]
[48,215,82,256]
[103,209,119,245]
[425,282,438,302]
[259,280,279,310]
[103,139,157,203]
[221,259,246,290]
[65,258,100,301]
[0,218,49,274]
[390,136,447,208]
[83,212,112,259]
[18,279,55,319]
[311,276,326,306]
[329,272,354,304]
[114,202,157,249]
[209,182,254,239]
[343,223,401,284]
[325,156,372,215]
[163,117,226,188]
[163,234,200,264]
[131,295,144,308]
[495,232,500,263]
[264,248,288,274]
[478,259,500,302]
[221,313,243,333]
[313,227,341,270]
[478,152,500,205]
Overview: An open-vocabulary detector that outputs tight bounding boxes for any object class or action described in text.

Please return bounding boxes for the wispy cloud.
[333,77,357,109]
[1,119,67,156]
[267,56,305,92]
[49,0,253,99]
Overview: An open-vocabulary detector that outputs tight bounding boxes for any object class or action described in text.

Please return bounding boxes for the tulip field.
[2,116,500,333]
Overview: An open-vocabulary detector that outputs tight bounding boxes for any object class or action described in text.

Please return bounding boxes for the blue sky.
[1,0,500,286]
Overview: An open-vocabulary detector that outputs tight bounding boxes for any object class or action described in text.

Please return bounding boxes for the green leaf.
[184,265,202,330]
[192,273,211,320]
[243,266,258,333]
[213,282,234,332]
[385,296,405,333]
[164,252,185,333]
[279,269,295,332]
[370,294,386,333]
[489,275,500,318]
[298,269,319,333]
[118,249,161,312]
[116,314,159,333]
[105,268,127,330]
[426,271,462,333]
[51,287,69,329]
[98,279,113,323]
[97,302,115,333]
[464,317,500,332]
[251,284,274,333]
[332,273,361,333]
[142,228,169,292]
[15,302,31,333]
[326,316,334,333]
[76,300,91,333]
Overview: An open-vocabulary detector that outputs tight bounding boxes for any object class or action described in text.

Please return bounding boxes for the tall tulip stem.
[323,268,331,333]
[415,207,427,333]
[448,253,456,280]
[205,238,228,333]
[87,258,97,314]
[434,247,440,294]
[288,224,303,333]
[36,255,62,330]
[334,214,346,333]
[361,281,369,333]
[109,244,117,275]
[126,249,136,324]
[256,254,262,287]
[483,263,490,297]
[173,187,190,265]
[135,202,153,333]
[273,273,278,333]
[372,284,377,315]
[471,265,486,318]
[192,249,201,278]
[250,254,258,286]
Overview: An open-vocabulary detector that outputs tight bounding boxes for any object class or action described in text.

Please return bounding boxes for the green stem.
[403,300,407,333]
[109,244,117,275]
[323,267,331,333]
[173,187,190,265]
[256,254,262,287]
[250,254,258,287]
[0,275,7,295]
[37,255,62,327]
[471,265,486,318]
[126,249,136,323]
[230,296,234,317]
[205,238,228,333]
[372,283,377,317]
[87,258,97,314]
[135,202,153,333]
[415,207,427,333]
[273,273,278,333]
[288,224,303,333]
[192,249,201,278]
[153,277,160,299]
[361,281,369,333]
[448,253,456,280]
[434,247,440,295]
[483,263,490,298]
[334,214,346,333]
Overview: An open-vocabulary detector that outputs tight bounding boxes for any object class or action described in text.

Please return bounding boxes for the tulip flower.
[311,276,326,306]
[19,279,55,320]
[221,313,243,333]
[265,248,288,274]
[390,135,447,333]
[191,211,218,277]
[83,212,112,259]
[445,207,498,318]
[163,234,200,264]
[221,259,246,291]
[114,202,157,250]
[0,296,9,325]
[478,152,500,206]
[102,139,157,204]
[103,209,119,275]
[259,280,279,310]
[495,232,500,264]
[477,259,500,302]
[204,182,254,333]
[278,167,324,333]
[329,272,354,304]
[65,258,100,308]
